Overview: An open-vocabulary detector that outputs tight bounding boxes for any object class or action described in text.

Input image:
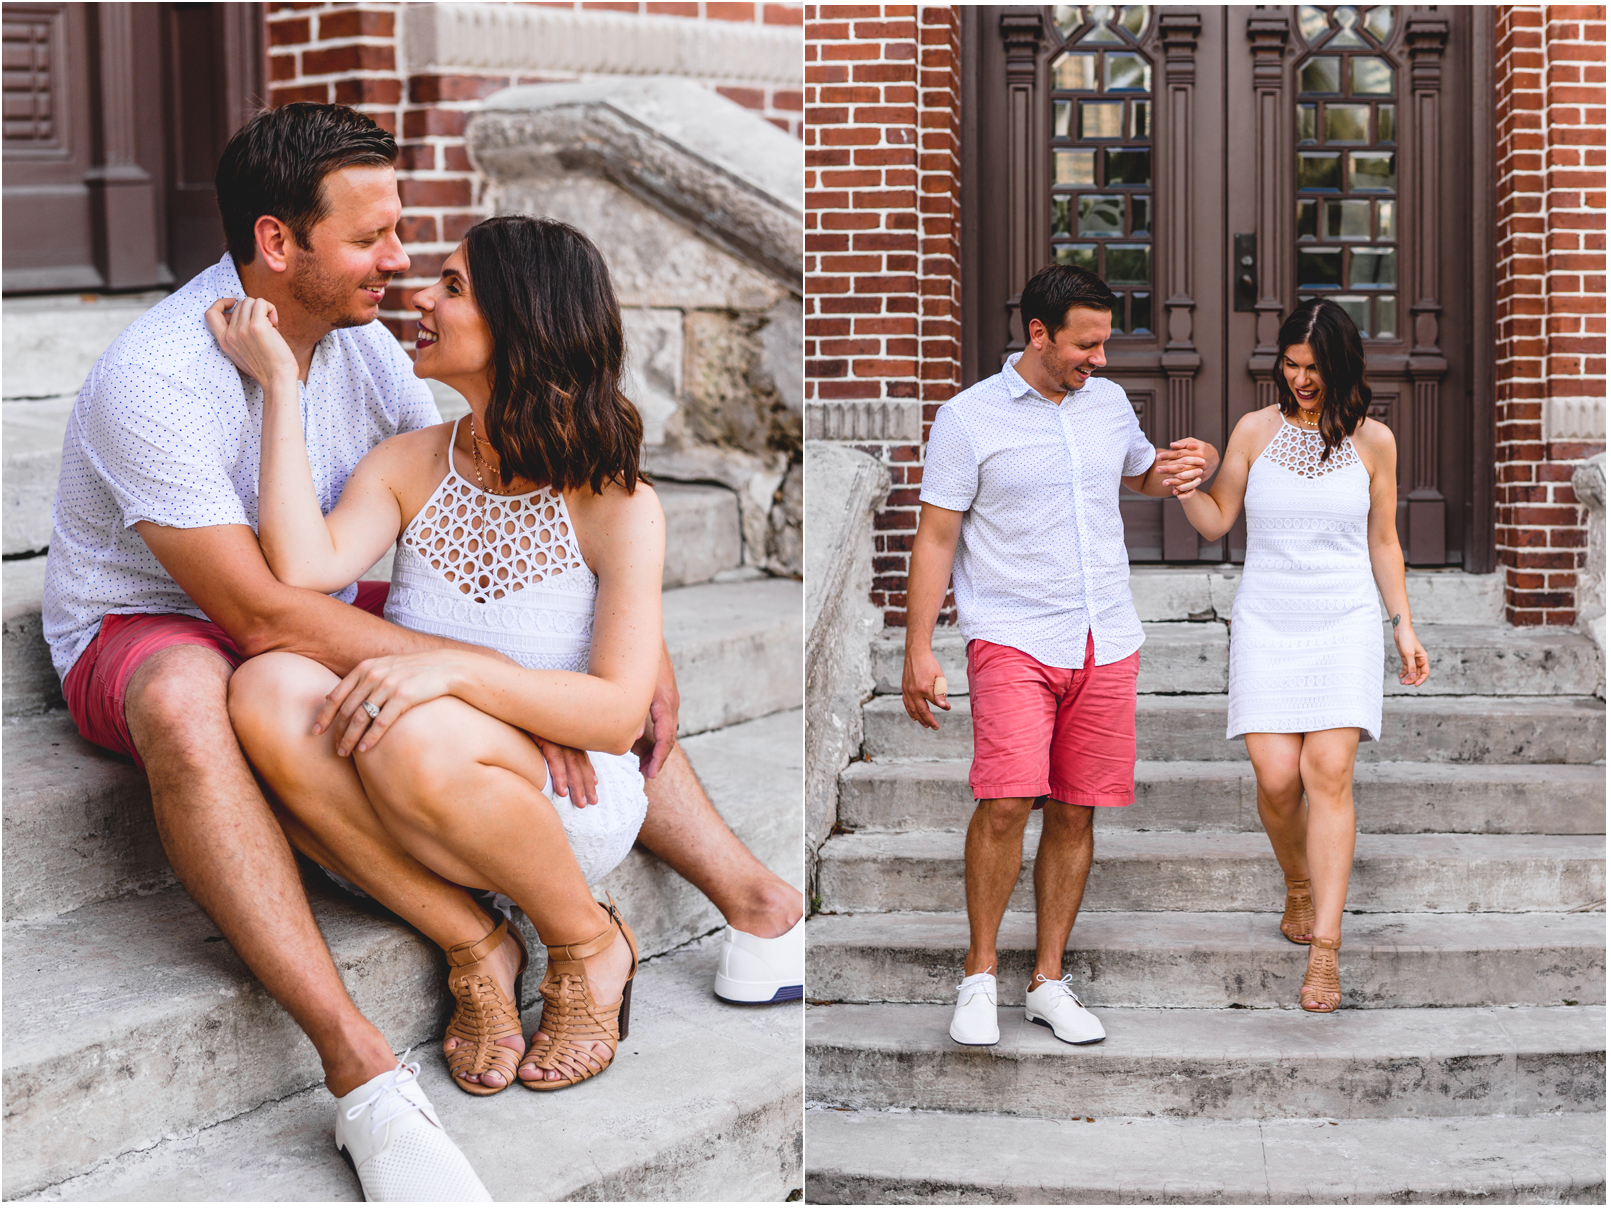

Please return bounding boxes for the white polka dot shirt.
[920,353,1157,670]
[43,254,441,680]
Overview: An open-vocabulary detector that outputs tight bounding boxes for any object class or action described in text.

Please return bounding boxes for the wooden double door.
[961,5,1495,569]
[2,2,262,294]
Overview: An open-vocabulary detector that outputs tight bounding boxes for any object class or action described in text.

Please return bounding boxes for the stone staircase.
[1,298,804,1200]
[805,569,1605,1204]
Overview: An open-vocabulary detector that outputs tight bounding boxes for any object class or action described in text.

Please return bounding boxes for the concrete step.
[1127,565,1506,626]
[0,563,799,724]
[656,480,742,588]
[2,706,802,1194]
[803,1107,1606,1204]
[805,910,1606,1010]
[876,623,1603,698]
[1,396,74,556]
[11,932,802,1201]
[838,758,1608,835]
[861,692,1608,765]
[815,830,1606,915]
[805,1001,1606,1120]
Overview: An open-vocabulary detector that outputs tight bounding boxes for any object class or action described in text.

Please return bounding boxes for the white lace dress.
[380,418,648,884]
[1226,420,1382,741]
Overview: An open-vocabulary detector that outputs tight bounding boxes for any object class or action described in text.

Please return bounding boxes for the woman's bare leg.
[1296,727,1360,947]
[230,652,524,1087]
[1244,732,1310,884]
[352,696,631,1082]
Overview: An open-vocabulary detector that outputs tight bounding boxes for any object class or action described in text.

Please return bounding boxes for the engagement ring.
[361,700,380,719]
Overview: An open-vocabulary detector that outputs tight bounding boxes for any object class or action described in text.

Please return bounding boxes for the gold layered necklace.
[466,413,512,496]
[1291,403,1322,430]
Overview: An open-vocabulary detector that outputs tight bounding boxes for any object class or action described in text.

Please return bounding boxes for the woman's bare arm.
[1178,409,1279,541]
[1355,419,1430,686]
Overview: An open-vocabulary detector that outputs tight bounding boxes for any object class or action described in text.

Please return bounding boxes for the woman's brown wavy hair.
[461,215,642,495]
[1273,298,1371,464]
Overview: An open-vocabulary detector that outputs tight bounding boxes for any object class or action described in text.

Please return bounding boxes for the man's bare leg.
[962,796,1035,977]
[1029,800,1095,987]
[125,646,396,1097]
[634,743,801,938]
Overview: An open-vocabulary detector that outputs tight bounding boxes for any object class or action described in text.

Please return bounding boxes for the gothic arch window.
[1292,4,1401,340]
[1047,4,1154,335]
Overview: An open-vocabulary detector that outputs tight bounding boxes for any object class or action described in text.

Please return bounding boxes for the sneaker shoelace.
[343,1053,426,1139]
[1032,973,1083,1005]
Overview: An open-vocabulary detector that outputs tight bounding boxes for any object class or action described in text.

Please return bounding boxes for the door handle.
[1234,233,1257,312]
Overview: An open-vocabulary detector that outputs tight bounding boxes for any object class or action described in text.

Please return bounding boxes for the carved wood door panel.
[962,5,1492,567]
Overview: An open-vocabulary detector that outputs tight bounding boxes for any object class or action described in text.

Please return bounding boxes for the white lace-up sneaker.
[948,972,1000,1045]
[714,917,804,1003]
[334,1057,492,1201]
[1024,974,1106,1045]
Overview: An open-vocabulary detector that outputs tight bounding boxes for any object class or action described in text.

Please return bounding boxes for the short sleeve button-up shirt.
[43,254,441,680]
[919,352,1156,669]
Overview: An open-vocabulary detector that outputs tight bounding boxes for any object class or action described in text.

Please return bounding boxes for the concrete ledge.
[806,1002,1607,1120]
[803,1109,1607,1205]
[806,910,1607,1009]
[657,480,742,588]
[860,694,1608,765]
[815,830,1606,915]
[837,758,1609,836]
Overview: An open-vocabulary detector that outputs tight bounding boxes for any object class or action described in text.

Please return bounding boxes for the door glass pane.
[1297,104,1317,144]
[1078,4,1125,43]
[1350,151,1395,190]
[1079,100,1124,138]
[1117,5,1147,38]
[1055,149,1096,186]
[1332,295,1370,330]
[1324,103,1370,143]
[1077,195,1125,235]
[1351,57,1394,94]
[1298,247,1343,287]
[1129,290,1153,333]
[1374,293,1396,337]
[1376,103,1395,142]
[1055,244,1097,271]
[1299,57,1341,94]
[1104,146,1150,185]
[1329,5,1369,48]
[1053,53,1098,90]
[1130,99,1151,138]
[1348,247,1396,288]
[1364,6,1395,44]
[1106,243,1150,284]
[1376,199,1395,239]
[1297,152,1343,190]
[1054,99,1073,137]
[1130,193,1151,236]
[1297,198,1318,238]
[1054,5,1083,38]
[1325,198,1371,239]
[1053,197,1073,236]
[1297,6,1330,44]
[1105,53,1151,91]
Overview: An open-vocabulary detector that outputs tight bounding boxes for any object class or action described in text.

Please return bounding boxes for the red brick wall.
[1493,5,1607,626]
[805,4,960,628]
[266,1,803,347]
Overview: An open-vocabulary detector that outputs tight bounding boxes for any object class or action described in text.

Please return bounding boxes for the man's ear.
[1025,317,1048,350]
[254,215,297,274]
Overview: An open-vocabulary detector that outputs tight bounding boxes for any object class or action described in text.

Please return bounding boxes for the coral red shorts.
[62,582,391,770]
[966,633,1140,806]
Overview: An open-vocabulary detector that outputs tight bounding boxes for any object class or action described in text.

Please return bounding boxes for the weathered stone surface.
[1126,566,1506,625]
[2,396,74,555]
[2,293,164,400]
[804,1108,1607,1205]
[11,933,802,1202]
[661,578,801,736]
[806,1002,1607,1120]
[657,481,741,588]
[2,555,59,716]
[816,830,1606,915]
[860,693,1608,764]
[837,758,1608,836]
[1573,452,1606,698]
[806,910,1607,1009]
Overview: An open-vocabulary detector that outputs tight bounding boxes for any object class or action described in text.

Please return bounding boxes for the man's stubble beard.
[287,246,385,331]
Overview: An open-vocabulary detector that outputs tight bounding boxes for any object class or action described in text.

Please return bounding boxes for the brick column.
[805,4,961,628]
[1493,5,1607,626]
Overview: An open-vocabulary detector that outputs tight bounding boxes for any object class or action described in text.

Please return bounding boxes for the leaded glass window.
[1293,5,1398,338]
[1048,5,1153,334]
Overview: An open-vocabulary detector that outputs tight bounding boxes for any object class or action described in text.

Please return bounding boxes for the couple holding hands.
[899,264,1430,1048]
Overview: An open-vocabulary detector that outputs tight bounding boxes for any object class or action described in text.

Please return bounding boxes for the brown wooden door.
[2,2,261,294]
[962,5,1495,569]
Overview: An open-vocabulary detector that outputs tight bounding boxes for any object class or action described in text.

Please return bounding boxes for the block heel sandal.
[443,917,528,1096]
[520,897,638,1091]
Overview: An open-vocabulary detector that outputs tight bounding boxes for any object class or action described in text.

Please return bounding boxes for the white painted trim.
[403,4,803,88]
[1544,396,1608,442]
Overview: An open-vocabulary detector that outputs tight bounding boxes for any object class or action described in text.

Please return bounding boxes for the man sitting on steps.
[40,102,801,1202]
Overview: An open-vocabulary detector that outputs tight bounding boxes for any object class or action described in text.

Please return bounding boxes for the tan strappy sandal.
[519,898,638,1092]
[1280,877,1316,944]
[1300,935,1342,1013]
[442,917,528,1096]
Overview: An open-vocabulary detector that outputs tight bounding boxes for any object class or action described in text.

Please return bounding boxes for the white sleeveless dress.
[1226,420,1383,742]
[380,417,648,884]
